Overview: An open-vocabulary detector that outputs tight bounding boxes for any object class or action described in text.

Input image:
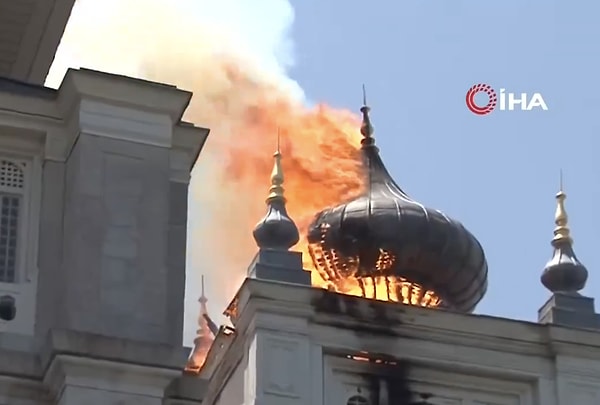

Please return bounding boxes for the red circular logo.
[466,83,497,115]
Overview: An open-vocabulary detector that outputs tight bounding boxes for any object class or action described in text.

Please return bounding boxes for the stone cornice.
[0,346,41,379]
[171,122,210,183]
[39,329,190,402]
[164,374,209,404]
[0,329,192,402]
[0,329,192,381]
[0,69,209,179]
[230,279,600,361]
[39,329,190,372]
[43,354,182,401]
[0,374,49,403]
[57,68,192,124]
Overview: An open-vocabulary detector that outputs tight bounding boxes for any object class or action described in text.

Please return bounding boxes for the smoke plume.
[47,0,365,344]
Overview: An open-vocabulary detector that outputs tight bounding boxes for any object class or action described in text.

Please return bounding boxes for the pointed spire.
[199,275,208,306]
[252,131,300,250]
[360,84,375,143]
[267,130,285,202]
[185,275,215,374]
[541,172,588,293]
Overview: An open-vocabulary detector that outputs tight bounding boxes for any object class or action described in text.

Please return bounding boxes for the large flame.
[191,62,366,291]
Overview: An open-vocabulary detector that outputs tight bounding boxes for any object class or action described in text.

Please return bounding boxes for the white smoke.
[47,0,300,92]
[46,0,303,345]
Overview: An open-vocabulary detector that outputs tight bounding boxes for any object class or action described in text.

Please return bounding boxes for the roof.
[0,0,75,84]
[0,76,57,99]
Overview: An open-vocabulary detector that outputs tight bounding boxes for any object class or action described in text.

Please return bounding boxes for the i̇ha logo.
[465,83,548,115]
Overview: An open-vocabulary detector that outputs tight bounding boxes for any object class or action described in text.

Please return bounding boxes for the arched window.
[0,159,26,283]
[347,395,369,405]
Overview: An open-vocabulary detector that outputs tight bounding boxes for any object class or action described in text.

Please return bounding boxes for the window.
[0,159,26,284]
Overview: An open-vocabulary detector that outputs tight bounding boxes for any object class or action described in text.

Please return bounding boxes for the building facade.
[0,67,209,404]
[201,278,600,405]
[1,2,600,404]
[194,95,600,405]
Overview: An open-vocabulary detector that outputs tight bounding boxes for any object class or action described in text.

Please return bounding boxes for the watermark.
[465,83,548,115]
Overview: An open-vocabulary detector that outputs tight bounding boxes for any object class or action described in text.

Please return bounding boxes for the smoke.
[47,0,364,346]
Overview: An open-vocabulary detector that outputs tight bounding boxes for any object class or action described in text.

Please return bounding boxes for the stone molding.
[204,279,600,405]
[0,69,209,182]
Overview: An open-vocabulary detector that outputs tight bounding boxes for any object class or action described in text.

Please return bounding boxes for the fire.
[135,50,380,303]
[345,351,398,366]
[191,62,367,292]
[176,60,439,306]
[308,228,442,307]
[185,62,440,307]
[185,316,213,373]
[185,283,215,373]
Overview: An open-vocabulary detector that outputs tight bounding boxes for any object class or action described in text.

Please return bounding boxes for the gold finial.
[267,129,285,202]
[552,169,572,246]
[360,84,374,138]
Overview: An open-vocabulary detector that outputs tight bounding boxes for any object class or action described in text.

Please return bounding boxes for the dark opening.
[347,395,369,405]
[0,295,16,321]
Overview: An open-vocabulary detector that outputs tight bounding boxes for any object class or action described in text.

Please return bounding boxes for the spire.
[247,131,311,286]
[199,275,208,306]
[185,275,215,374]
[552,170,571,245]
[267,131,285,202]
[541,173,588,293]
[199,276,218,335]
[252,131,300,250]
[360,85,375,146]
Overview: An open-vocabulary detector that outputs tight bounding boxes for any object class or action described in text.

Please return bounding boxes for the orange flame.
[185,278,214,373]
[184,315,213,373]
[191,62,366,292]
[182,61,369,370]
[184,63,440,307]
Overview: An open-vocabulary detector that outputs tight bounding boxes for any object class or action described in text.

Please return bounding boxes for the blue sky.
[287,0,600,321]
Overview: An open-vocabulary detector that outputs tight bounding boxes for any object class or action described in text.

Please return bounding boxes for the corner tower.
[247,133,311,285]
[538,175,600,328]
[33,69,208,344]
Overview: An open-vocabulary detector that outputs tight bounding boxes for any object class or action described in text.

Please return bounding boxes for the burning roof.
[306,92,488,312]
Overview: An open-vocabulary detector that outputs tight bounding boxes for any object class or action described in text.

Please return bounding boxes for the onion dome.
[541,178,588,293]
[253,134,300,250]
[306,89,488,312]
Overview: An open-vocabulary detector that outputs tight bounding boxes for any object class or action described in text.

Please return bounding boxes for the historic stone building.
[2,1,600,404]
[191,96,600,405]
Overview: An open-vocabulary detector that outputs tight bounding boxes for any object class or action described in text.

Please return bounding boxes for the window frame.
[0,190,24,283]
[0,151,42,288]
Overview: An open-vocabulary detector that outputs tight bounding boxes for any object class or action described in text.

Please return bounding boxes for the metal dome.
[540,187,588,294]
[306,102,487,312]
